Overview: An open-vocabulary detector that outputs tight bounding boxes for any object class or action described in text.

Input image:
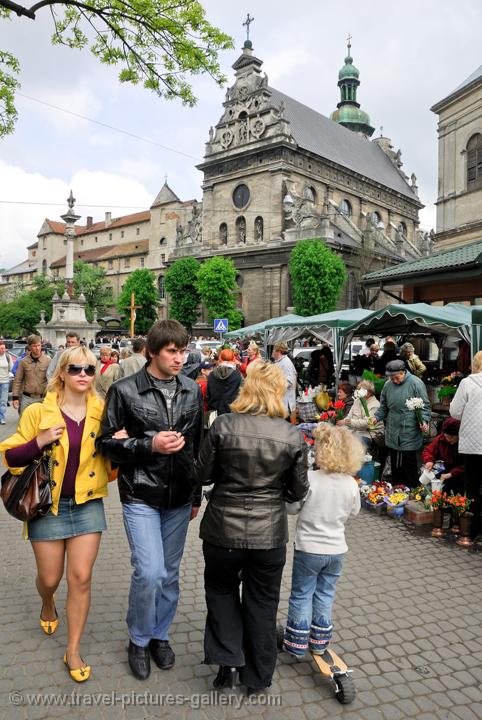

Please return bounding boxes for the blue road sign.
[214,318,229,333]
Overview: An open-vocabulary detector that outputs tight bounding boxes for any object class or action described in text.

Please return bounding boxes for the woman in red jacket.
[422,417,464,494]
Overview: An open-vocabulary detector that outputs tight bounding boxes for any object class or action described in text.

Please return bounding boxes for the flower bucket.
[419,467,435,486]
[431,478,443,493]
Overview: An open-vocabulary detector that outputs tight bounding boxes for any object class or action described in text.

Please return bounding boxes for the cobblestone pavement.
[1,405,482,720]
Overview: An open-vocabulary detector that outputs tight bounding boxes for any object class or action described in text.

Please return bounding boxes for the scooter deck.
[312,648,348,677]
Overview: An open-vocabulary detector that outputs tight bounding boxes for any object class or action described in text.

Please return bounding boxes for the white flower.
[354,388,368,399]
[405,397,424,411]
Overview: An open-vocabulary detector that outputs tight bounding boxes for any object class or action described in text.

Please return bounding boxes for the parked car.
[188,340,222,354]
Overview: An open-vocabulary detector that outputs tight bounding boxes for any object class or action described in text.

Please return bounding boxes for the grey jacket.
[450,373,482,454]
[276,354,298,412]
[374,371,430,451]
[197,413,309,549]
[119,352,146,378]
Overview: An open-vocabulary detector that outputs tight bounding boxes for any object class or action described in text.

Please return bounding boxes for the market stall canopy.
[340,303,472,344]
[224,313,304,340]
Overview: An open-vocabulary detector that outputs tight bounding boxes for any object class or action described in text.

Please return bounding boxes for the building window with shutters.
[467,134,482,191]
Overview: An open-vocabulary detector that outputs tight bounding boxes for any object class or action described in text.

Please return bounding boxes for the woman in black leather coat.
[196,362,309,695]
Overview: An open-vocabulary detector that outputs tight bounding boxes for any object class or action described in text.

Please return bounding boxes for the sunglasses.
[66,364,96,377]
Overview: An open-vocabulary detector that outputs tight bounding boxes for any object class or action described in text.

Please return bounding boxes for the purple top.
[5,412,85,498]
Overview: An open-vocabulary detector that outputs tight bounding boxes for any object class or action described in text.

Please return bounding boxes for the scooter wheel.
[333,674,356,704]
[276,624,285,652]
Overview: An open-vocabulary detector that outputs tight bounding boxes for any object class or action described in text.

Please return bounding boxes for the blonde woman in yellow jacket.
[0,346,117,683]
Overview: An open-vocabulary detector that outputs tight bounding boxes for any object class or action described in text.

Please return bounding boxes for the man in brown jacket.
[12,335,51,415]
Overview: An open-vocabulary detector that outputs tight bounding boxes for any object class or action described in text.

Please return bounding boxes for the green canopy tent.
[224,314,304,341]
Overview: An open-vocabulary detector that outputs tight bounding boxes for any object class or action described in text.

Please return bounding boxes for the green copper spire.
[330,37,374,138]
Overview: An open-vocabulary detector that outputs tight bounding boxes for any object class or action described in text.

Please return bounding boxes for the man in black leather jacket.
[96,320,203,681]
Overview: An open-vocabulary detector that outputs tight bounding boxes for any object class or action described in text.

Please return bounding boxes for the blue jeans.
[122,502,192,647]
[284,549,344,656]
[0,382,8,422]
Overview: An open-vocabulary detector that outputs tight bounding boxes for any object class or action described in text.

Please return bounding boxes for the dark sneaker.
[128,640,150,680]
[149,639,175,669]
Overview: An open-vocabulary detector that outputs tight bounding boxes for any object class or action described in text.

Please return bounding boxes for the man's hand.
[112,428,129,440]
[425,461,434,471]
[36,425,65,449]
[190,506,200,521]
[440,473,452,481]
[420,422,429,434]
[12,399,19,410]
[152,431,185,454]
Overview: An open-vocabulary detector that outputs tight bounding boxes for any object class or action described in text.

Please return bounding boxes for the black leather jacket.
[197,413,309,549]
[96,367,203,508]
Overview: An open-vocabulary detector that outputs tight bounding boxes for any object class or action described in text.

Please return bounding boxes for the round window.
[233,184,250,209]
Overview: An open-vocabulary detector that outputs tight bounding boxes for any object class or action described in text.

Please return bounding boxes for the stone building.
[2,38,426,327]
[431,65,482,250]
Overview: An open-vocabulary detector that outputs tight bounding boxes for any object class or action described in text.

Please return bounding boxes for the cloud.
[262,48,317,84]
[0,161,153,269]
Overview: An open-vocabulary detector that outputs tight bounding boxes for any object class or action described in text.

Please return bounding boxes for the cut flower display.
[447,494,472,515]
[405,396,427,431]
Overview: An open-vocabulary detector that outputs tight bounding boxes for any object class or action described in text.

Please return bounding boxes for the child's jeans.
[283,549,344,657]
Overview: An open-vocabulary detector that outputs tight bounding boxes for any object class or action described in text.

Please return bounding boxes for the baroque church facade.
[2,38,427,328]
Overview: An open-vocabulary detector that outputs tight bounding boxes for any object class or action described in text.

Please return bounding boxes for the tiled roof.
[80,211,150,236]
[50,240,149,269]
[432,65,482,111]
[363,239,482,285]
[27,241,39,250]
[42,220,86,236]
[269,87,419,202]
[1,260,37,276]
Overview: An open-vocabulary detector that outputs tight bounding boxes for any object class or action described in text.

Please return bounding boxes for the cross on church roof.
[243,13,254,42]
[346,33,352,51]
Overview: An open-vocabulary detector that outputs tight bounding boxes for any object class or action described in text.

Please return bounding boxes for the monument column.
[61,190,81,298]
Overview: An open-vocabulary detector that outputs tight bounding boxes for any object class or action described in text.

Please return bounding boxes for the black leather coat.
[197,413,309,549]
[96,367,203,508]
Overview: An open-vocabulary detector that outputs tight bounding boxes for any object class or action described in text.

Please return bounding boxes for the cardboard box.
[405,500,433,525]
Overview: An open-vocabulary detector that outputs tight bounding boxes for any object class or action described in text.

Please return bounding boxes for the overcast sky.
[0,0,480,269]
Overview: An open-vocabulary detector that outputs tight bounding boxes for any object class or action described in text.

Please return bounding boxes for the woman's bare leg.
[31,540,65,620]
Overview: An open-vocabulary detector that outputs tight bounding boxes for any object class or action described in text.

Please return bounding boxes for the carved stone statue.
[278,100,285,119]
[239,118,248,143]
[208,126,214,142]
[220,224,228,244]
[176,221,184,245]
[237,217,247,244]
[255,216,264,241]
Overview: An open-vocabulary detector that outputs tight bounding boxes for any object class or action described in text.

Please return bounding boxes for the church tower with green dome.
[330,38,375,138]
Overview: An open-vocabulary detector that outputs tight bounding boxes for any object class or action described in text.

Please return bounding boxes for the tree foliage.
[0,0,233,137]
[289,238,346,316]
[165,257,200,332]
[117,268,158,334]
[72,260,113,321]
[196,256,242,330]
[0,274,55,336]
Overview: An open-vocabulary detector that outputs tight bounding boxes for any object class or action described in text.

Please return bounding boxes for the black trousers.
[202,542,286,691]
[464,455,482,539]
[389,449,420,489]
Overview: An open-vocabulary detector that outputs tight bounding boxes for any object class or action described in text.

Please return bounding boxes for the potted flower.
[384,490,409,518]
[447,494,474,546]
[430,490,450,537]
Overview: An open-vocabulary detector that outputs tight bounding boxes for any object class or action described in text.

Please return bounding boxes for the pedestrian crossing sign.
[214,318,228,333]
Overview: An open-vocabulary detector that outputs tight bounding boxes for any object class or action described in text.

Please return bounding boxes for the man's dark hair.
[146,320,188,357]
[366,338,375,348]
[66,332,80,341]
[132,337,146,354]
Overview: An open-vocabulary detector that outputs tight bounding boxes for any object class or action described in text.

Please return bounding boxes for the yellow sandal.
[63,653,91,683]
[39,599,59,636]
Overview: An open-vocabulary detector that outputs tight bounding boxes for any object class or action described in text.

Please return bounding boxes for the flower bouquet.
[362,481,392,512]
[405,396,428,434]
[446,493,472,516]
[430,489,450,537]
[384,490,409,518]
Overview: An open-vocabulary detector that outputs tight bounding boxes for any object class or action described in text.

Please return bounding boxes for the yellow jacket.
[0,391,110,516]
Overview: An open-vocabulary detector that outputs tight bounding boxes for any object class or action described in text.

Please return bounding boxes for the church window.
[233,184,250,209]
[372,211,382,226]
[399,221,407,237]
[219,223,228,244]
[42,238,46,249]
[254,216,264,242]
[109,233,112,241]
[121,230,124,238]
[467,134,482,190]
[140,257,145,267]
[160,237,166,245]
[338,199,352,217]
[158,275,166,299]
[136,227,140,236]
[236,216,247,244]
[124,257,130,268]
[42,259,47,274]
[303,186,316,203]
[108,259,113,269]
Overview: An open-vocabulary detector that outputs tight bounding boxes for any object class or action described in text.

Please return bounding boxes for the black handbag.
[1,449,53,522]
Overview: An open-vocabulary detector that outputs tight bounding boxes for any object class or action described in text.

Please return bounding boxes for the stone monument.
[37,191,100,346]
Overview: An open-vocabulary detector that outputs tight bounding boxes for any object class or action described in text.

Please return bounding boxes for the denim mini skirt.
[28,498,106,541]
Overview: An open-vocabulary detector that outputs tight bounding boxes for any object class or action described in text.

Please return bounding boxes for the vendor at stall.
[422,417,464,495]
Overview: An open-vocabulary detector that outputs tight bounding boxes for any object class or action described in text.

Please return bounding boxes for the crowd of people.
[0,321,480,695]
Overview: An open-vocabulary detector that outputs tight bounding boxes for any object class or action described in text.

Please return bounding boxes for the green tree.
[196,256,243,330]
[0,1,233,137]
[0,274,55,336]
[165,257,200,332]
[289,238,346,315]
[117,268,158,334]
[72,260,113,321]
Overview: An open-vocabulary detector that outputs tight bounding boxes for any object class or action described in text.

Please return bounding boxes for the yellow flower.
[416,494,421,501]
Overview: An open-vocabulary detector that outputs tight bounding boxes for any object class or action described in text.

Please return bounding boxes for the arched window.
[254,216,263,241]
[372,211,382,226]
[467,134,482,190]
[42,259,47,274]
[219,223,228,245]
[399,221,407,238]
[158,275,165,300]
[303,185,316,203]
[236,216,246,244]
[159,237,167,245]
[338,199,352,217]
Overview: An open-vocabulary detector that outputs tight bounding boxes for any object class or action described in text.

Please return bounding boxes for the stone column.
[60,190,81,297]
